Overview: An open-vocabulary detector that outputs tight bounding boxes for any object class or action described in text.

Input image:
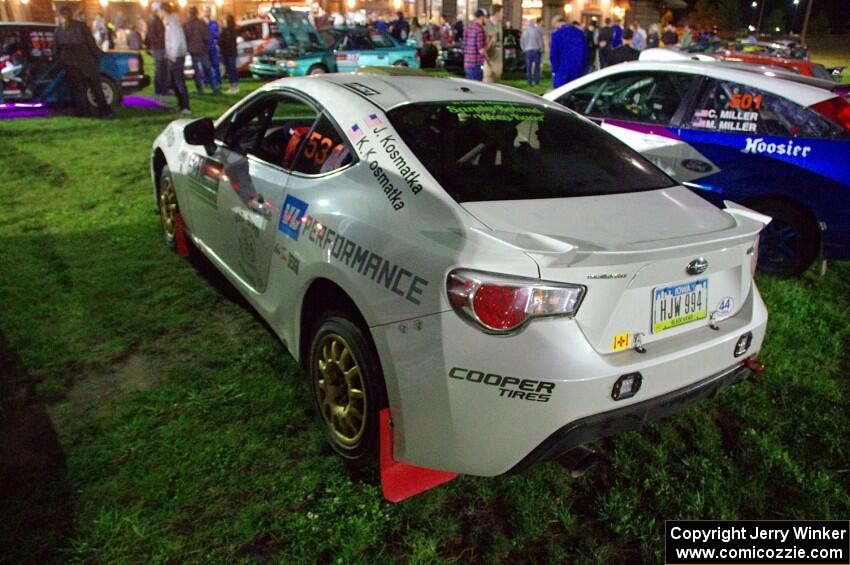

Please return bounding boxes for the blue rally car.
[1,22,149,110]
[546,60,850,276]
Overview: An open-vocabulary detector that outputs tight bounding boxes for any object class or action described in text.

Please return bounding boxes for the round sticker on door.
[716,296,734,316]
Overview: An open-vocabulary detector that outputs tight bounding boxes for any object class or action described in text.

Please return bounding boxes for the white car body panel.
[545,60,837,108]
[151,75,769,476]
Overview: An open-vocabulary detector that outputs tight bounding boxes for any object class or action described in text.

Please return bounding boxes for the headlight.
[447,269,585,334]
[286,60,298,68]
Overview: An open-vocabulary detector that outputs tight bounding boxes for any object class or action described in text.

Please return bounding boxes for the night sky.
[685,0,849,34]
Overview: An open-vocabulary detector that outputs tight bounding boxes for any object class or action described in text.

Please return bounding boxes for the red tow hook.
[744,358,765,373]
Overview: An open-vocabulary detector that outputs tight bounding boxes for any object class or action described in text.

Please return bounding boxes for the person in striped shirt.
[462,9,488,81]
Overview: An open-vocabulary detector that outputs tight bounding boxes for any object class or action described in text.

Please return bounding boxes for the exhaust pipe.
[556,445,599,478]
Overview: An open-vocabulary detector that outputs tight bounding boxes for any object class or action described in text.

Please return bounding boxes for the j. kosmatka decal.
[348,117,426,212]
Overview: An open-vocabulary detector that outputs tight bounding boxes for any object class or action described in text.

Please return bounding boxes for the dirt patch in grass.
[48,352,163,431]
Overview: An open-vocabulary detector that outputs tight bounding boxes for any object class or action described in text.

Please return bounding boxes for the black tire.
[157,165,180,250]
[307,64,328,75]
[308,313,387,466]
[391,60,409,67]
[87,76,121,110]
[750,199,819,277]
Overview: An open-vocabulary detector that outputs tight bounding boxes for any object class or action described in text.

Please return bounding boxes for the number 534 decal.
[303,132,340,166]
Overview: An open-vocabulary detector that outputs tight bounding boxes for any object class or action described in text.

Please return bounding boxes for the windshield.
[387,101,675,202]
[271,11,326,51]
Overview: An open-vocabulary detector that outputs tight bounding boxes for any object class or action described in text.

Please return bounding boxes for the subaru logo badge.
[686,258,709,275]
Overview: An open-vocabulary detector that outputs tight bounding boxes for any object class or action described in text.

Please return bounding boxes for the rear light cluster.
[810,96,850,132]
[447,270,585,333]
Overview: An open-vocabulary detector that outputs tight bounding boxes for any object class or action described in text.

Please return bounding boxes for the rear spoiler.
[469,201,770,269]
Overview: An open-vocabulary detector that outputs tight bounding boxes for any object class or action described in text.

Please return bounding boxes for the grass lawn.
[1,61,849,564]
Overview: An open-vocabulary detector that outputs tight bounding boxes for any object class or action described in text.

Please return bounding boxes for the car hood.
[461,186,734,251]
[268,9,330,52]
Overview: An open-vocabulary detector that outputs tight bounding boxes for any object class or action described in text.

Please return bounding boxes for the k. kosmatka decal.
[348,114,426,211]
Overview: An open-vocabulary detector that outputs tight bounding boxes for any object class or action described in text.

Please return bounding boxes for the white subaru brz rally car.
[150,74,768,500]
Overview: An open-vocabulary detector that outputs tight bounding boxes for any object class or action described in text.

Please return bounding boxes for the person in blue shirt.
[373,16,388,34]
[549,17,587,88]
[612,19,623,48]
[204,7,221,88]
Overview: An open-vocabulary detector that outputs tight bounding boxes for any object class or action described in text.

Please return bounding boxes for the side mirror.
[183,117,216,155]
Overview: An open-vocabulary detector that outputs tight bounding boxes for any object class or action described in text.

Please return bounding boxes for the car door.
[335,32,371,72]
[271,111,356,284]
[554,71,702,179]
[214,90,321,292]
[676,77,849,200]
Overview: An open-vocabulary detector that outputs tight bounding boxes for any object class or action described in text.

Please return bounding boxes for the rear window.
[387,101,675,203]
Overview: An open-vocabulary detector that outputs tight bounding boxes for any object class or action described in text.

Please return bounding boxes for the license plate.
[652,279,708,334]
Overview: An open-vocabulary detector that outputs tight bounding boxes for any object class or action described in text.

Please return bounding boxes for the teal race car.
[326,27,419,73]
[250,13,418,79]
[248,8,335,79]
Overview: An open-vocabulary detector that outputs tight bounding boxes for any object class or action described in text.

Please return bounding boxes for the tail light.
[810,96,850,132]
[447,270,585,334]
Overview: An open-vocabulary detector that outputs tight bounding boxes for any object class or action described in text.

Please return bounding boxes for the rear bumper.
[372,282,767,477]
[508,360,753,474]
[121,73,150,92]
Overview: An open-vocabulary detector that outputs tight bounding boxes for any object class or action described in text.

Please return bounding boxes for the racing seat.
[282,126,310,169]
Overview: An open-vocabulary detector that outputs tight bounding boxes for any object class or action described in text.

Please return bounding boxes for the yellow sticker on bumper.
[612,332,630,352]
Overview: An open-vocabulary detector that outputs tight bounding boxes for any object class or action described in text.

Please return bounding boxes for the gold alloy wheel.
[159,175,177,243]
[314,333,368,447]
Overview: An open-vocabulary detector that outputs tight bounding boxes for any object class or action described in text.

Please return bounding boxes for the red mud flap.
[379,408,458,502]
[174,212,190,257]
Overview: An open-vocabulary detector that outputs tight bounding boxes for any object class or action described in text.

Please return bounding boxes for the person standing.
[160,2,191,114]
[204,7,222,89]
[549,16,586,88]
[607,28,639,65]
[681,25,692,47]
[631,22,646,51]
[597,17,613,68]
[520,17,545,87]
[583,21,597,73]
[184,6,218,95]
[374,16,388,34]
[612,19,623,48]
[661,23,678,46]
[647,23,660,48]
[147,3,167,105]
[483,4,503,83]
[389,11,409,42]
[92,14,108,50]
[55,5,114,119]
[462,8,487,81]
[218,14,239,94]
[452,14,464,42]
[439,15,452,49]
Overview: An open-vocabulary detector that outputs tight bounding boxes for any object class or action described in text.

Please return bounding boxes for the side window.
[290,114,354,175]
[686,80,842,138]
[558,73,695,124]
[28,30,54,58]
[222,94,319,168]
[254,97,320,168]
[556,77,607,115]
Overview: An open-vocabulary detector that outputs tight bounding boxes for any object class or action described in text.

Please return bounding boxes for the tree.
[715,0,741,32]
[764,8,786,33]
[809,9,830,36]
[688,0,719,30]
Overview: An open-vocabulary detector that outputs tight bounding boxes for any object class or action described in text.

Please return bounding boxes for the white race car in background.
[545,60,850,277]
[150,74,768,500]
[185,18,275,79]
